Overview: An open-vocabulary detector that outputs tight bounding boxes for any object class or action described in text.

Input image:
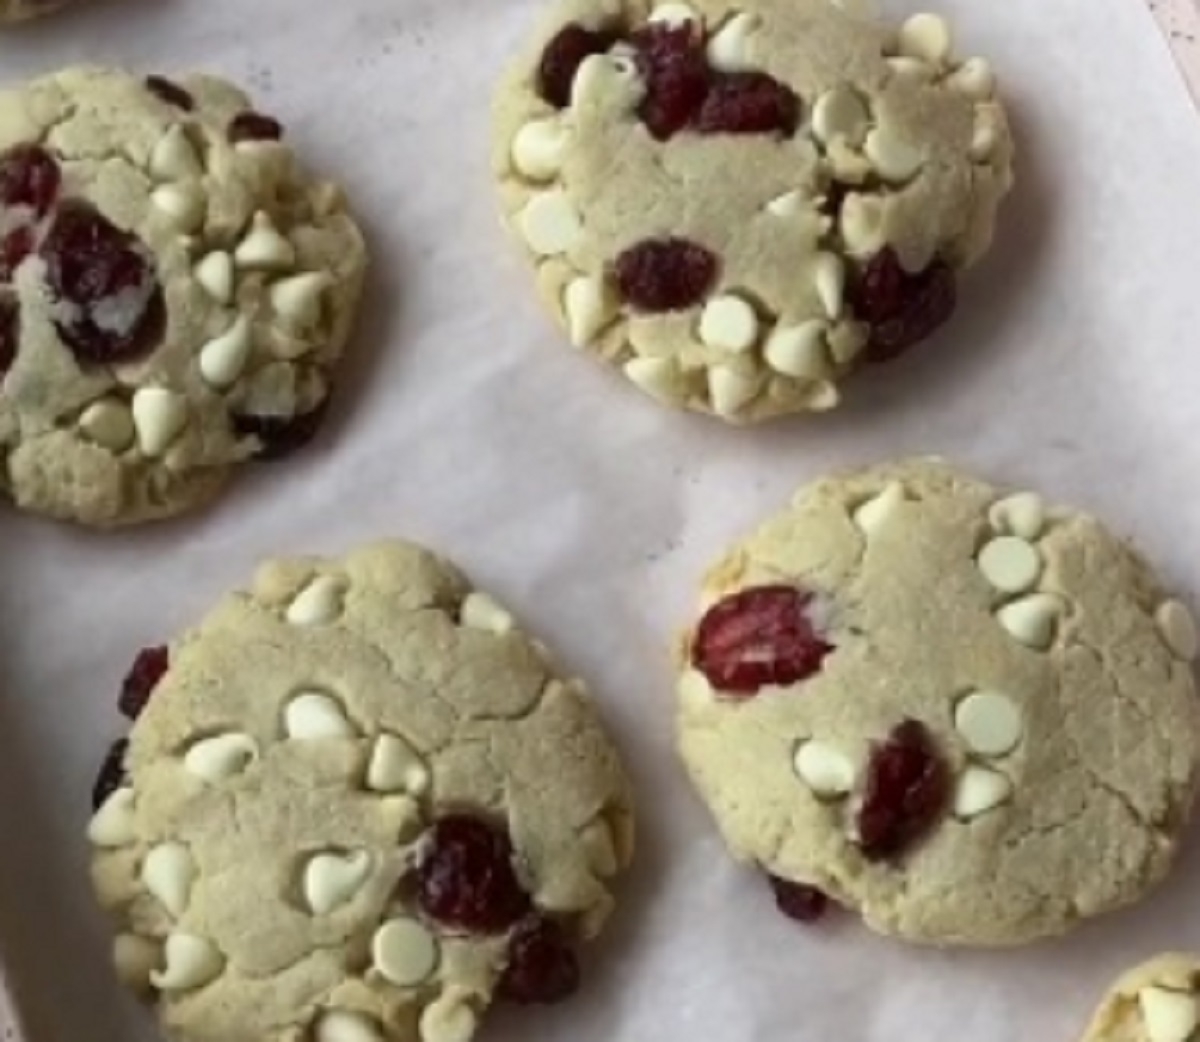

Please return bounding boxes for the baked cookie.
[88,540,634,1042]
[493,0,1014,422]
[676,459,1200,945]
[0,67,367,525]
[1081,955,1200,1042]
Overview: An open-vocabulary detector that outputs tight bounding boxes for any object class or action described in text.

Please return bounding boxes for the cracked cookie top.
[88,539,634,1042]
[493,0,1014,422]
[0,67,367,526]
[676,458,1199,946]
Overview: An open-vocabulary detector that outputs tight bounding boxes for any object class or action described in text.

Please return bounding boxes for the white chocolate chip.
[649,2,698,26]
[624,356,684,404]
[977,536,1042,594]
[825,138,874,181]
[707,365,759,419]
[1157,600,1199,661]
[563,275,617,346]
[793,740,856,798]
[954,690,1023,757]
[996,593,1066,650]
[853,482,906,536]
[1140,987,1200,1042]
[234,211,296,271]
[864,126,924,182]
[764,320,828,379]
[303,850,372,915]
[511,118,571,181]
[150,125,203,182]
[802,380,840,412]
[811,85,869,147]
[194,251,235,304]
[517,189,582,257]
[840,193,887,256]
[366,733,430,795]
[765,190,805,218]
[419,991,478,1042]
[271,272,333,331]
[953,765,1012,819]
[150,933,224,991]
[570,53,643,110]
[946,57,996,100]
[131,387,188,457]
[987,492,1046,540]
[460,591,515,634]
[698,294,759,353]
[88,787,136,847]
[580,819,619,877]
[151,183,205,232]
[371,918,439,986]
[706,13,758,72]
[286,576,345,626]
[141,842,196,918]
[970,107,1001,162]
[898,13,953,64]
[198,315,253,389]
[183,732,259,782]
[113,934,161,991]
[886,56,937,83]
[828,319,867,365]
[315,1011,385,1042]
[284,692,355,740]
[79,399,135,452]
[812,254,845,319]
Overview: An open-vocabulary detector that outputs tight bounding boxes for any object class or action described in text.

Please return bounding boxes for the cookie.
[88,540,634,1042]
[0,67,367,525]
[493,0,1014,422]
[676,458,1200,946]
[1081,955,1200,1042]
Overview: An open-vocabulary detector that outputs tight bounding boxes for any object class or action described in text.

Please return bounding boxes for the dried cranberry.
[857,720,949,861]
[144,75,195,111]
[695,72,799,135]
[692,585,832,696]
[118,646,169,720]
[768,875,829,923]
[613,236,718,312]
[848,248,957,363]
[631,24,710,139]
[0,144,61,217]
[40,201,165,364]
[231,395,331,460]
[536,24,617,108]
[497,917,581,1004]
[92,739,128,810]
[228,111,285,144]
[416,815,531,933]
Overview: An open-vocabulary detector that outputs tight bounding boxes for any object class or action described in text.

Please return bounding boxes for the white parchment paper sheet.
[0,1,1197,1040]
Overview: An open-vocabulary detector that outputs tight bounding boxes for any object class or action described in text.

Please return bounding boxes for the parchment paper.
[0,1,1197,1040]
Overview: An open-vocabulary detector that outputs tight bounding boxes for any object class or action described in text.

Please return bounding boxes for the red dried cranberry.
[848,248,957,363]
[0,144,61,216]
[40,201,166,364]
[118,646,169,720]
[613,236,718,312]
[92,739,128,810]
[416,815,531,933]
[537,24,617,109]
[695,72,799,135]
[631,23,710,139]
[768,875,829,923]
[0,298,18,376]
[144,75,195,111]
[857,719,949,861]
[692,585,833,696]
[231,395,331,460]
[228,111,285,144]
[497,917,581,1004]
[0,226,35,282]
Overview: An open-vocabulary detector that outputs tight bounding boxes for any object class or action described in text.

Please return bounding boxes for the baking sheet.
[0,0,1198,1040]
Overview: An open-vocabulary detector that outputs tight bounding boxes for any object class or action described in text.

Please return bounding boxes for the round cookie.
[0,67,367,525]
[88,540,634,1042]
[493,0,1014,422]
[1081,955,1200,1042]
[676,458,1200,946]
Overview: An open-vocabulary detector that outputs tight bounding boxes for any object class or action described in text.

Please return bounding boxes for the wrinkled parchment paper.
[0,1,1198,1040]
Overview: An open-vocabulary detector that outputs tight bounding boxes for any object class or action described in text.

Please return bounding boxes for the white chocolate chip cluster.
[494,0,1014,422]
[677,459,1200,947]
[1082,956,1200,1042]
[0,66,367,525]
[90,540,634,1042]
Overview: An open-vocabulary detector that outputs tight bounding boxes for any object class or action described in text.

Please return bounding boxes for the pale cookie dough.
[493,0,1014,422]
[89,540,634,1042]
[0,67,367,525]
[676,459,1200,946]
[1081,955,1200,1042]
